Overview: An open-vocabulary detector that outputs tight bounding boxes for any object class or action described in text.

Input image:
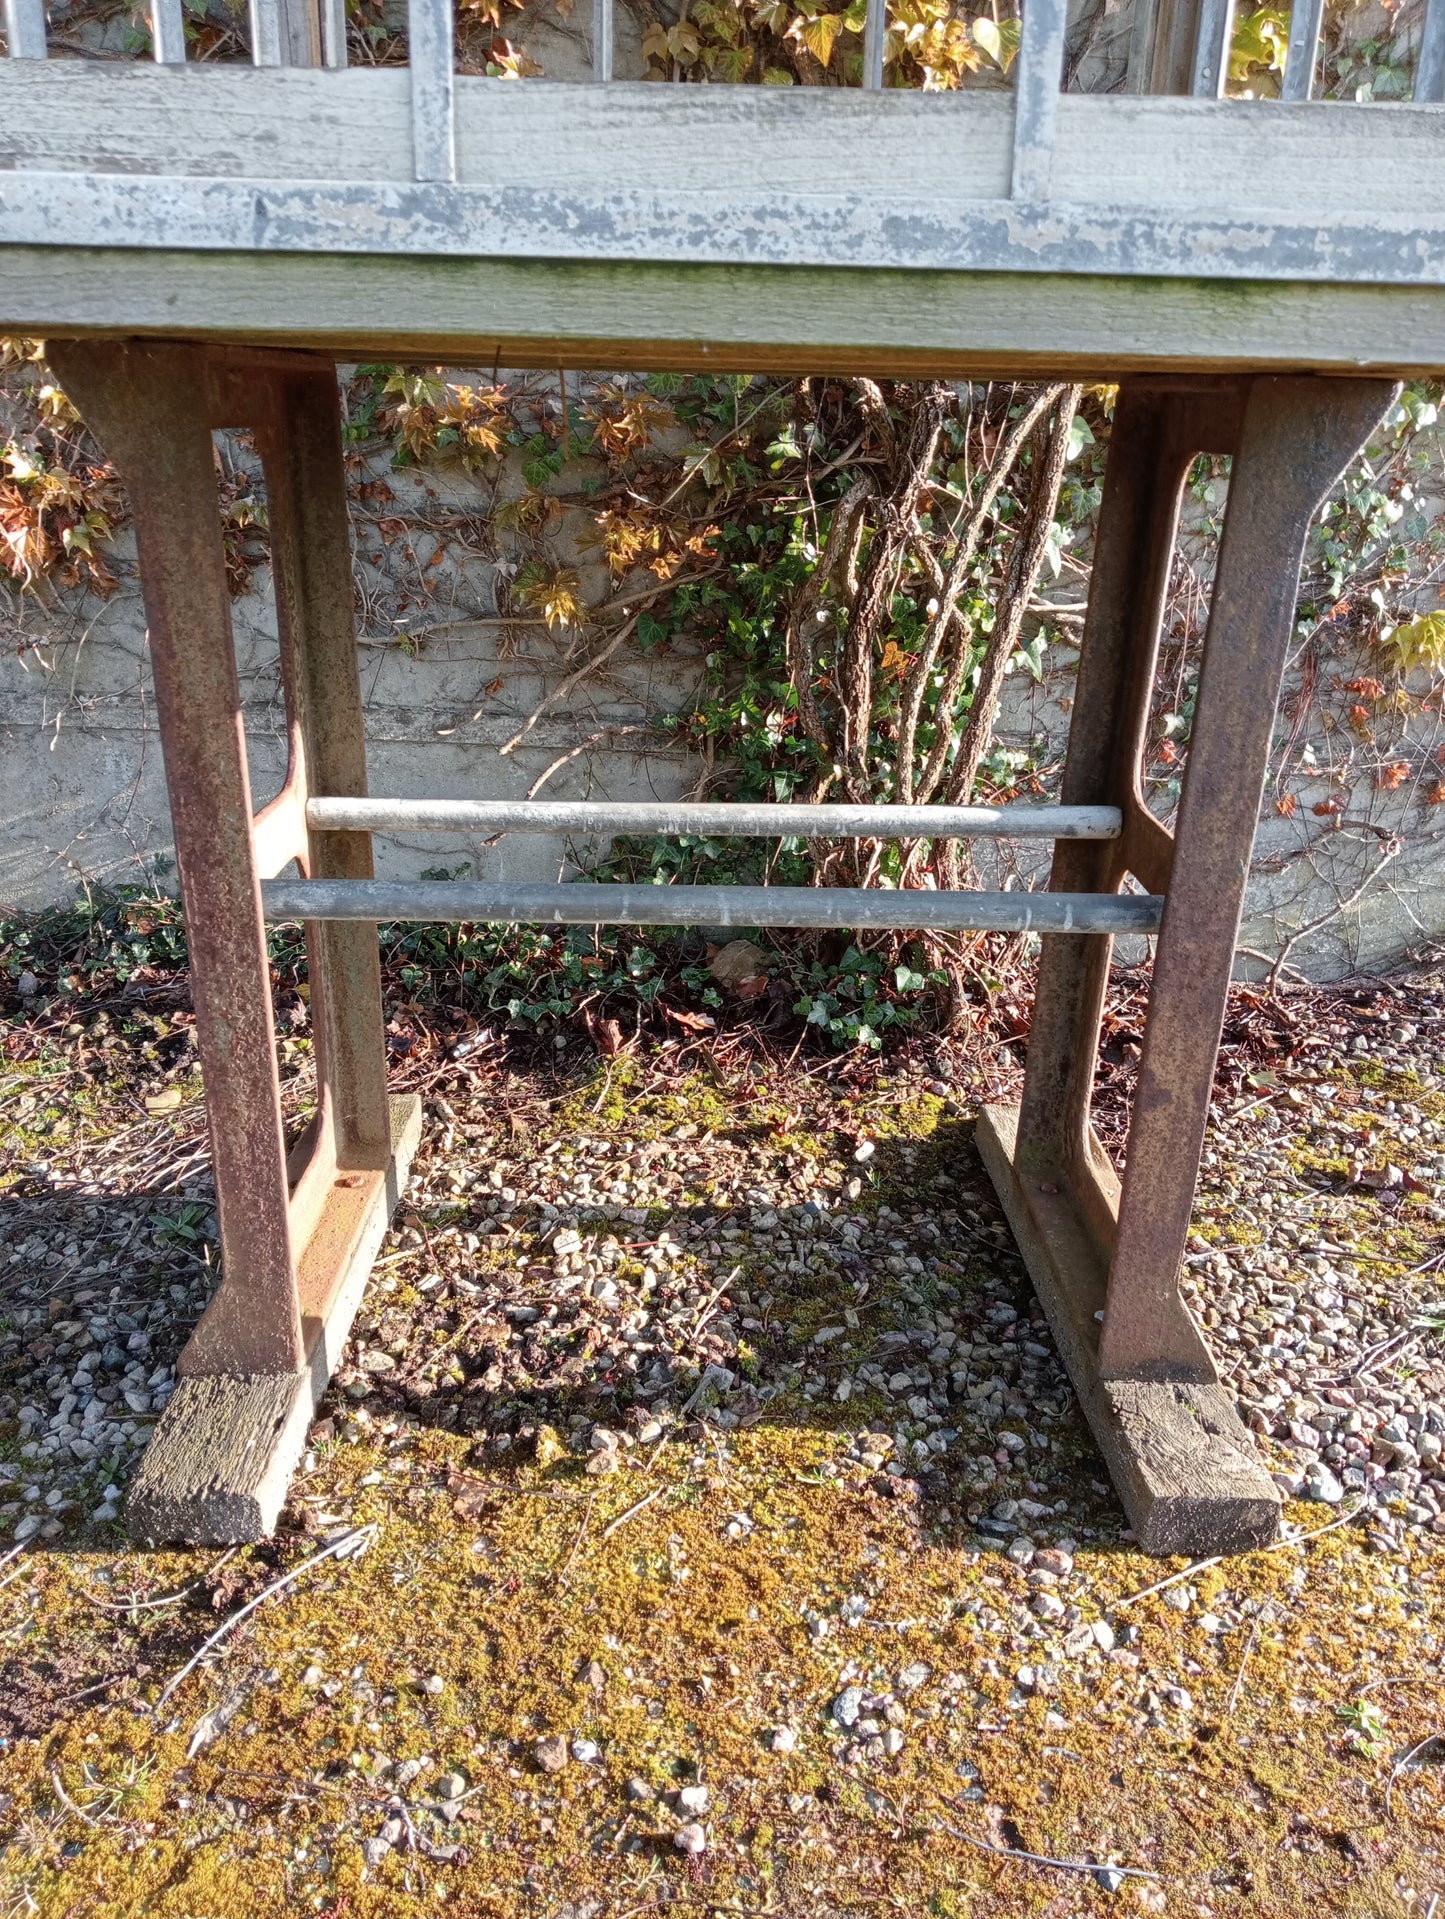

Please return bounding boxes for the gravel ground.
[1,959,1443,1915]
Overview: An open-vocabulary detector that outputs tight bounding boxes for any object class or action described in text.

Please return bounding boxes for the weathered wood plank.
[127,1094,421,1545]
[150,0,187,66]
[1010,0,1066,200]
[409,0,456,183]
[2,0,46,58]
[1280,0,1323,100]
[1,73,1444,286]
[1420,0,1445,102]
[0,67,413,179]
[5,162,1445,283]
[10,248,1445,376]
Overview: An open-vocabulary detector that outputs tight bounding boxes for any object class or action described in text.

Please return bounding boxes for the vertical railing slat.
[249,0,283,64]
[150,0,186,62]
[409,0,457,184]
[3,0,48,57]
[1279,0,1323,98]
[320,0,346,65]
[1125,0,1161,91]
[1189,0,1233,95]
[1010,0,1068,200]
[1418,0,1445,100]
[862,0,885,89]
[593,0,612,81]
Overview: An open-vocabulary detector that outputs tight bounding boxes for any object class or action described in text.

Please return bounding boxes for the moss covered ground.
[1,976,1443,1919]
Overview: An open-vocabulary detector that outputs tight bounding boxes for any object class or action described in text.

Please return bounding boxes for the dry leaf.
[186,1684,249,1759]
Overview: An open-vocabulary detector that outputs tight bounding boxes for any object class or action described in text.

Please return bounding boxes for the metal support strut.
[47,339,422,1545]
[977,372,1395,1554]
[46,342,1395,1554]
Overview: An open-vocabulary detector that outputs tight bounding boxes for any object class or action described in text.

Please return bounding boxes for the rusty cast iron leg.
[48,340,304,1378]
[1013,381,1207,1260]
[978,373,1397,1554]
[51,341,421,1543]
[1098,375,1398,1377]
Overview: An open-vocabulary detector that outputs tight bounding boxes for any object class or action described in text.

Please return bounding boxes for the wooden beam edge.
[126,1094,422,1545]
[975,1103,1279,1556]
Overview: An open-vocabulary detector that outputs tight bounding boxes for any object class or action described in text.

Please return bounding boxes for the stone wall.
[2,377,1442,982]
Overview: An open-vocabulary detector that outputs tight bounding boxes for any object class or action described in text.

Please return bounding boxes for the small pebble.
[535,1734,569,1773]
[674,1822,707,1855]
[832,1686,863,1728]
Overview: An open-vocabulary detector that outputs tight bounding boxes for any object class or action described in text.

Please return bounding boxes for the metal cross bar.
[302,798,1123,840]
[260,878,1163,933]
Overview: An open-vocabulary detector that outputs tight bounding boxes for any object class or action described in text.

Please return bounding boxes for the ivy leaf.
[800,11,844,67]
[1384,611,1445,677]
[1065,414,1094,461]
[971,15,1019,69]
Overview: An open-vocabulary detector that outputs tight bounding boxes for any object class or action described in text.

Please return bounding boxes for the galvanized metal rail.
[261,878,1164,934]
[303,798,1122,840]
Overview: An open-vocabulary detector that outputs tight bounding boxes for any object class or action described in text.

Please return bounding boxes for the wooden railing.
[1,0,1443,288]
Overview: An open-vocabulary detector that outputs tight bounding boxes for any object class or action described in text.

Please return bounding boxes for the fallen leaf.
[186,1684,249,1759]
[144,1087,183,1114]
[662,1006,716,1033]
[447,1470,497,1522]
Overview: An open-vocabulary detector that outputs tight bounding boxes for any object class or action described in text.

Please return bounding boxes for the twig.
[1358,1671,1443,1697]
[557,1494,595,1587]
[1113,1556,1223,1609]
[84,1546,240,1615]
[1225,1614,1263,1718]
[602,1483,669,1540]
[690,1265,742,1339]
[524,723,656,800]
[1386,1732,1445,1817]
[1268,837,1402,991]
[941,1823,1161,1882]
[154,1525,377,1711]
[50,1769,102,1828]
[491,566,722,755]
